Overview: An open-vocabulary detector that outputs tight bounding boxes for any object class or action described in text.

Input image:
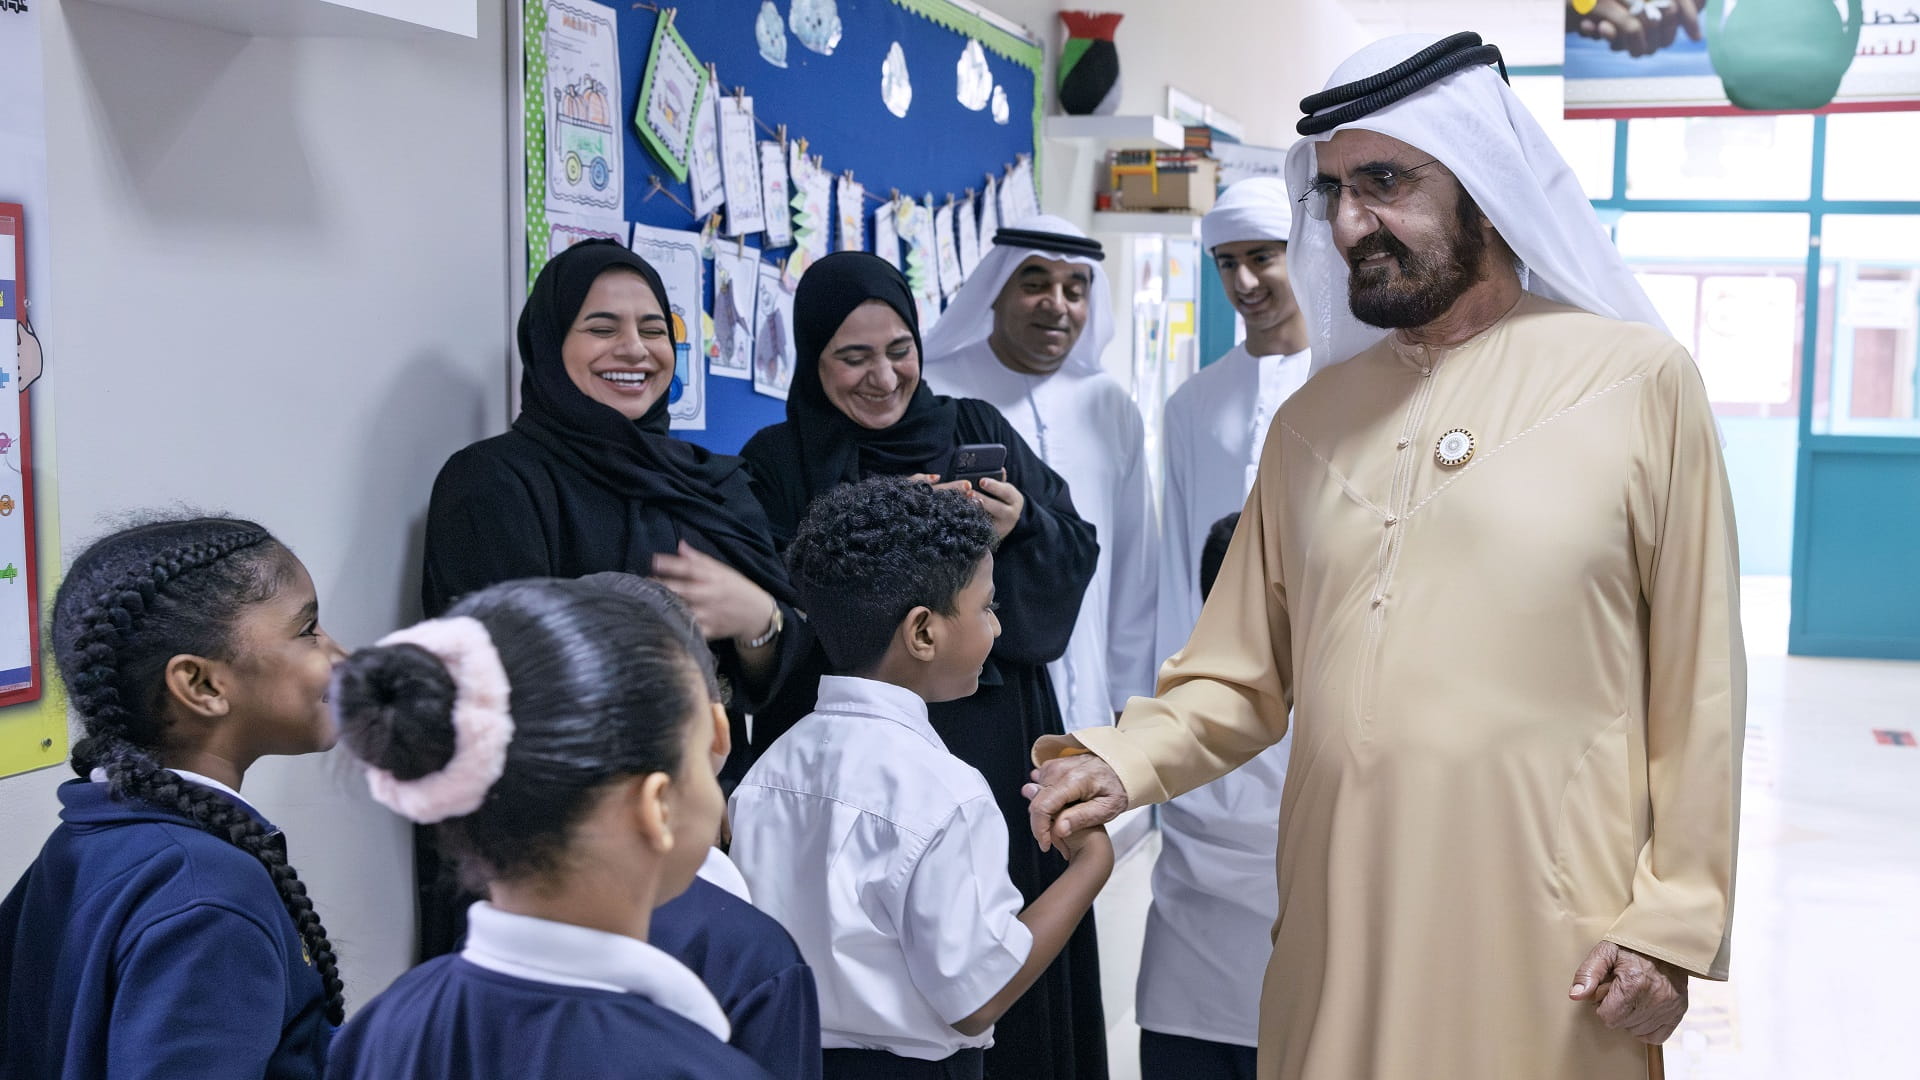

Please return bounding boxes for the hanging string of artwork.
[522,0,1042,447]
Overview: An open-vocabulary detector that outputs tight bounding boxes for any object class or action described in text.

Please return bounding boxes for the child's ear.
[630,772,677,856]
[707,702,731,775]
[162,654,231,721]
[902,606,938,662]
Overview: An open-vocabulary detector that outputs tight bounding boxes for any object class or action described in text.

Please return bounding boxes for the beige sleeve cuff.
[1035,725,1174,810]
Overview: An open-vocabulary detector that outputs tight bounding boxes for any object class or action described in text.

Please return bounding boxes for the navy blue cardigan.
[0,779,331,1079]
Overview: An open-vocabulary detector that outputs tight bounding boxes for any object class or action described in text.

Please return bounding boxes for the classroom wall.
[0,0,510,1006]
[992,0,1368,152]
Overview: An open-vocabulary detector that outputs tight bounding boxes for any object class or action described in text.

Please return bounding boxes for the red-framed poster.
[0,205,44,708]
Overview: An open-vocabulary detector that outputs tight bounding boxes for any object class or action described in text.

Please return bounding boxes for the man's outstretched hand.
[1569,940,1689,1044]
[1023,736,1128,854]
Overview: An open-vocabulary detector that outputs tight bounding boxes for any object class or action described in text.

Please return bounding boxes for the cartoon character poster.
[711,243,760,380]
[718,95,765,237]
[752,260,795,401]
[545,0,624,219]
[634,11,707,183]
[629,223,708,431]
[0,0,64,778]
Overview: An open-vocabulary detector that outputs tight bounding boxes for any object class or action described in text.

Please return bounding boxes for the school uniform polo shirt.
[729,676,1034,1061]
[328,902,770,1079]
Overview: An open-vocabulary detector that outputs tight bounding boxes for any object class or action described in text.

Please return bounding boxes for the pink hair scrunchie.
[361,616,515,825]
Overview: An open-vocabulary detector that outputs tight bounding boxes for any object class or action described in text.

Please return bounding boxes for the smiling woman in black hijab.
[742,251,1108,1080]
[419,240,812,954]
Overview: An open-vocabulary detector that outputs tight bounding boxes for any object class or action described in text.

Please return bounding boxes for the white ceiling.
[1337,0,1566,67]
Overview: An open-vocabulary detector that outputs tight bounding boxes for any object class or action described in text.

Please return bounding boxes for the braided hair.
[50,517,346,1024]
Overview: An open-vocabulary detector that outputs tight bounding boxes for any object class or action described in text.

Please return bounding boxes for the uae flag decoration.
[1058,11,1123,116]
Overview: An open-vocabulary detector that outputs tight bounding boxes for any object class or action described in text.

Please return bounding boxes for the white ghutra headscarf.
[1286,34,1670,374]
[921,213,1115,377]
[1201,177,1294,253]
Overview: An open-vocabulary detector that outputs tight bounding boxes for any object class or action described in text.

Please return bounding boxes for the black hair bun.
[333,643,459,780]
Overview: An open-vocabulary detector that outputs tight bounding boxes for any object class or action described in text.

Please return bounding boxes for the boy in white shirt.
[730,476,1113,1080]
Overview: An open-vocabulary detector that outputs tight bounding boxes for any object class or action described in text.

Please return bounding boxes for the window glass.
[1823,113,1920,202]
[1615,213,1809,418]
[1626,115,1814,201]
[1813,216,1920,435]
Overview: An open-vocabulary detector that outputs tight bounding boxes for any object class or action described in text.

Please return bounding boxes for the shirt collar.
[89,765,259,817]
[696,846,753,902]
[460,901,732,1041]
[813,675,943,750]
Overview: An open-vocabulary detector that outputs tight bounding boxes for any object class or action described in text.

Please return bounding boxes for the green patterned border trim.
[524,0,552,287]
[885,0,1045,195]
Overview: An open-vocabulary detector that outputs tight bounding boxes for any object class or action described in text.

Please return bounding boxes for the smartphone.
[948,443,1009,488]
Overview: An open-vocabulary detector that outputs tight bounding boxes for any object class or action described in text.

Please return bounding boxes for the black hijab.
[512,239,792,602]
[787,252,960,496]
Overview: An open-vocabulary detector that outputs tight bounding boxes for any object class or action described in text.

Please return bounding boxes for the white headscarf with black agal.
[1286,33,1671,373]
[921,213,1115,378]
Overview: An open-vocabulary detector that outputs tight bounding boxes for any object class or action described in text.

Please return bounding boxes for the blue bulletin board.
[518,0,1044,454]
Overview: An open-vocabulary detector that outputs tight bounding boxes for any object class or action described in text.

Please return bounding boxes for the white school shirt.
[728,676,1034,1061]
[460,901,732,1041]
[1139,342,1308,1047]
[926,342,1160,733]
[696,846,752,902]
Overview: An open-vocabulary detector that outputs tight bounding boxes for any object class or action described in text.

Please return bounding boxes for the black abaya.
[415,241,817,960]
[742,254,1108,1080]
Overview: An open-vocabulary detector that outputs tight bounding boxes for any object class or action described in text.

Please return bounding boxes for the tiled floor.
[1094,578,1920,1080]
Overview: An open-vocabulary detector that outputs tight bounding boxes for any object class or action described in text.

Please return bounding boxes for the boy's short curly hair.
[786,476,998,674]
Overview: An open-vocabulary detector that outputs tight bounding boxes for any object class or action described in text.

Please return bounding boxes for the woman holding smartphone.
[743,251,1108,1080]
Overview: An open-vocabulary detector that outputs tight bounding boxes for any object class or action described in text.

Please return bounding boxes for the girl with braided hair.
[324,577,771,1079]
[0,516,347,1079]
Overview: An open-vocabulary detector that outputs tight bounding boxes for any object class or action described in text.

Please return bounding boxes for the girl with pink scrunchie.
[325,576,772,1079]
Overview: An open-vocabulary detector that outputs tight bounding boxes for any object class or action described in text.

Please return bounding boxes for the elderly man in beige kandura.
[1023,32,1744,1080]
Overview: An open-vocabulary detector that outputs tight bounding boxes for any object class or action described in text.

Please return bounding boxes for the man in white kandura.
[1026,33,1744,1080]
[923,215,1159,735]
[1137,176,1310,1080]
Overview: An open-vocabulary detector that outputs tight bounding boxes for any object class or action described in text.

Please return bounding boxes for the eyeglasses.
[1298,161,1441,222]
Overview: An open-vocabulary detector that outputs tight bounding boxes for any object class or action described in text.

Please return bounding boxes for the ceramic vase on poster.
[1704,0,1861,111]
[1058,11,1123,116]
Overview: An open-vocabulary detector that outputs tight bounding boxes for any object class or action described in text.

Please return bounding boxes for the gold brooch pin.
[1435,428,1475,467]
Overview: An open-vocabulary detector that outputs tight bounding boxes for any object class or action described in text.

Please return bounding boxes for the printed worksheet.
[544,0,624,219]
